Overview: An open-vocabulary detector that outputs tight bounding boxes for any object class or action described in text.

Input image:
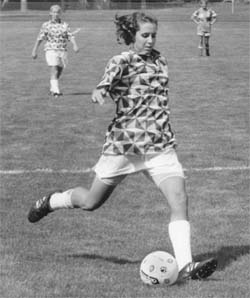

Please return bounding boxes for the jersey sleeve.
[96,54,128,91]
[37,22,48,41]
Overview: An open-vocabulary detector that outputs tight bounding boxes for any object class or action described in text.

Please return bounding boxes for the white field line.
[0,166,249,175]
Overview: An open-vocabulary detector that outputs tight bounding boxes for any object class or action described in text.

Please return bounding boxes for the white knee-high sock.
[49,189,74,210]
[168,220,192,271]
[50,79,60,93]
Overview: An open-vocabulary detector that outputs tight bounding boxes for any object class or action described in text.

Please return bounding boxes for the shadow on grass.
[66,92,92,96]
[194,245,250,270]
[66,253,140,265]
[65,245,250,267]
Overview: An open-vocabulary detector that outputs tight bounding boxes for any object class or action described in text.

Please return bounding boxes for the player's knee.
[79,198,102,211]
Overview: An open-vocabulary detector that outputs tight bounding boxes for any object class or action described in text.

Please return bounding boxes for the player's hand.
[32,51,37,59]
[91,88,106,105]
[74,45,79,53]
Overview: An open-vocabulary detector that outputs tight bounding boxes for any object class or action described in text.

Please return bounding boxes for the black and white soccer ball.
[140,251,178,286]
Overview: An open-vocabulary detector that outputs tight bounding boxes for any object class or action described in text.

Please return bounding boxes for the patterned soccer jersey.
[97,49,176,155]
[192,8,217,35]
[37,20,72,51]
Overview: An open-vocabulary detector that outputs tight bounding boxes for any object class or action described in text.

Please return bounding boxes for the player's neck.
[51,18,62,23]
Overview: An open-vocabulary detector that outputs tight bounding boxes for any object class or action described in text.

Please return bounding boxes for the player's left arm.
[66,23,79,53]
[70,36,79,53]
[209,10,217,25]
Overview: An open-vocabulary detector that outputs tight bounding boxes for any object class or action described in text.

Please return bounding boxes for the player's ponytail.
[114,13,136,45]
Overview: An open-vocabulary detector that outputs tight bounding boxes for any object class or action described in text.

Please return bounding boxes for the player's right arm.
[31,39,42,59]
[191,10,200,25]
[92,54,126,105]
[91,88,107,105]
[32,23,48,59]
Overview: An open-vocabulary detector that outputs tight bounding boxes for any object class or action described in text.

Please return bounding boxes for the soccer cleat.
[178,258,217,281]
[53,92,63,98]
[27,191,59,223]
[49,92,63,98]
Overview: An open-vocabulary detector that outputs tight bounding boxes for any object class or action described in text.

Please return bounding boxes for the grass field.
[0,2,250,298]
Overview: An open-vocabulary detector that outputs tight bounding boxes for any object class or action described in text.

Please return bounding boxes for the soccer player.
[28,12,217,282]
[191,0,217,56]
[31,4,79,98]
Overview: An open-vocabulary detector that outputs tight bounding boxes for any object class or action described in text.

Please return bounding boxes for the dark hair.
[114,12,158,45]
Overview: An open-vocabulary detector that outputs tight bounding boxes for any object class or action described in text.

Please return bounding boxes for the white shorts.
[197,32,211,37]
[45,50,68,68]
[94,148,185,186]
[197,22,211,36]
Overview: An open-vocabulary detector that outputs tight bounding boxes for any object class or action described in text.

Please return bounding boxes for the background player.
[191,0,217,56]
[31,5,79,97]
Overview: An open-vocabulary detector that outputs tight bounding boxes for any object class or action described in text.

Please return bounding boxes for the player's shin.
[204,36,209,56]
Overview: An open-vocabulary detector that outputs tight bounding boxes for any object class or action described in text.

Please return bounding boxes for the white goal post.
[20,0,27,12]
[223,0,235,14]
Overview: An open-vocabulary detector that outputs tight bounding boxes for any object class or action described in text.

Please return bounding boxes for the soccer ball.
[140,251,179,286]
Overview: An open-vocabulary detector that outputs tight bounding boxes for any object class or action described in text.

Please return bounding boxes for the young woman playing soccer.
[28,12,217,282]
[31,5,79,98]
[191,0,217,56]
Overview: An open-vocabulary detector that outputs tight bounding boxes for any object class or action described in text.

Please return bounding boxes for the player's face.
[50,7,62,21]
[200,1,208,8]
[133,22,157,56]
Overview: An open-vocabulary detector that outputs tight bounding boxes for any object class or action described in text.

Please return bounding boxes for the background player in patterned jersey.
[28,12,217,282]
[191,0,217,56]
[31,4,79,98]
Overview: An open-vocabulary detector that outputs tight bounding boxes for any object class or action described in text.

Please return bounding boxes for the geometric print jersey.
[37,20,72,51]
[192,8,217,35]
[96,49,176,155]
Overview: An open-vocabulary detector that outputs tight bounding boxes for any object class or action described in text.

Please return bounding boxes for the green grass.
[0,3,250,298]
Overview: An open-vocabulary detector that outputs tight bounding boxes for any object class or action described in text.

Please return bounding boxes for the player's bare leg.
[70,176,117,210]
[205,36,210,56]
[57,66,63,80]
[27,176,117,222]
[50,66,61,97]
[198,35,204,56]
[159,176,188,221]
